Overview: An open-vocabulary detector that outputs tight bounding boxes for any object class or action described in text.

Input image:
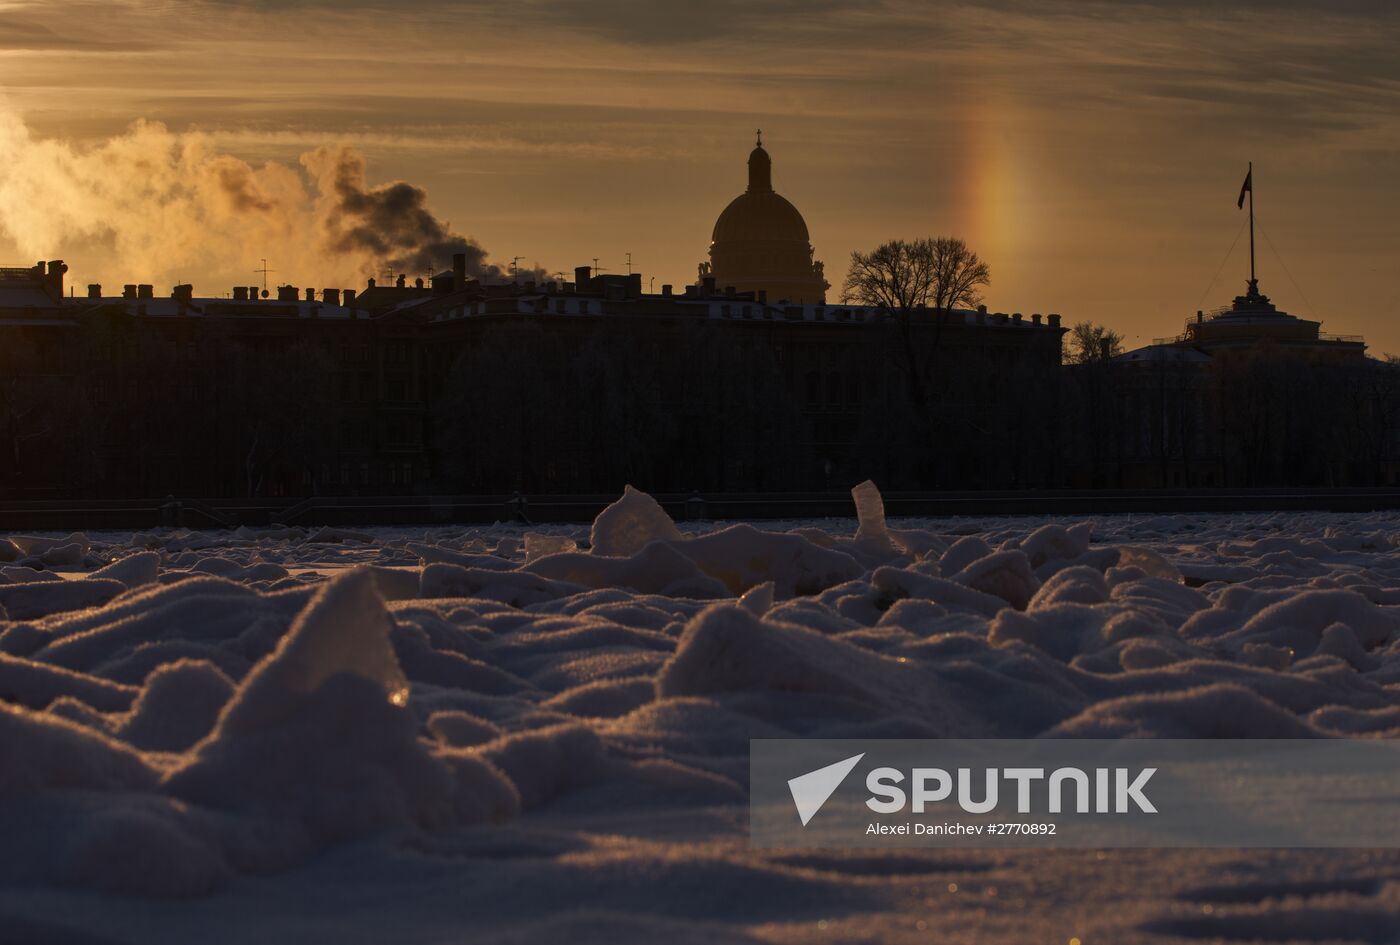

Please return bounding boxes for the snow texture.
[1,486,1400,941]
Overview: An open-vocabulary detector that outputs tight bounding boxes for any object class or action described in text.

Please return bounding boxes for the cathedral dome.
[711,189,810,244]
[711,143,810,243]
[703,135,827,304]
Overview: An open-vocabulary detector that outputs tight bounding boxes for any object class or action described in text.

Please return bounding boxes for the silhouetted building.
[701,135,828,304]
[1072,275,1384,489]
[1,258,1066,499]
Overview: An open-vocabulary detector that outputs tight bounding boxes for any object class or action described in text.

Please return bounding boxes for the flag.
[1237,167,1252,209]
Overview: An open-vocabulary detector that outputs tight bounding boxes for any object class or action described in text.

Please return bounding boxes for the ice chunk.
[871,566,1007,617]
[738,581,775,616]
[948,550,1040,610]
[0,578,128,621]
[656,603,989,734]
[420,563,584,607]
[525,542,727,598]
[851,480,897,555]
[213,568,408,736]
[8,533,90,559]
[940,535,993,575]
[524,533,578,563]
[1009,523,1091,568]
[1114,546,1182,582]
[88,551,159,590]
[1222,588,1398,656]
[590,485,683,557]
[670,524,864,599]
[163,570,492,866]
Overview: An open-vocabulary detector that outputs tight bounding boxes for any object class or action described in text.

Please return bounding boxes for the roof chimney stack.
[322,288,340,306]
[137,284,153,299]
[233,286,249,301]
[574,265,592,289]
[87,284,102,299]
[122,284,137,299]
[46,259,67,298]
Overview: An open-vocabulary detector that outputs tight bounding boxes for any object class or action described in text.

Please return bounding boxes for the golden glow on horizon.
[1,0,1398,351]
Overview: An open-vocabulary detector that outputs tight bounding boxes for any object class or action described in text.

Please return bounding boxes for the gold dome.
[704,136,827,304]
[711,190,811,244]
[710,144,810,243]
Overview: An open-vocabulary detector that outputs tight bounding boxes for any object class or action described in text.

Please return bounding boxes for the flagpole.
[1248,161,1255,290]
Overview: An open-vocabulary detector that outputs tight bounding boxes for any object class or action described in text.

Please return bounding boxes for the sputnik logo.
[787,753,865,826]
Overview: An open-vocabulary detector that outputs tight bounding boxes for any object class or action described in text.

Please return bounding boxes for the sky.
[1,0,1399,352]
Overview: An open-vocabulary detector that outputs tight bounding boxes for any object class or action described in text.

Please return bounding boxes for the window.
[360,463,370,486]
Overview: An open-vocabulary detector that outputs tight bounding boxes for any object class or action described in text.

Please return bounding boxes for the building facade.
[0,257,1066,499]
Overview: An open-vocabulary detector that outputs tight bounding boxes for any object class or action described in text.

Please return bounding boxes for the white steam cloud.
[0,108,508,293]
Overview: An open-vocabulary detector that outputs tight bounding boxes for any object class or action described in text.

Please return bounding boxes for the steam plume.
[0,109,511,291]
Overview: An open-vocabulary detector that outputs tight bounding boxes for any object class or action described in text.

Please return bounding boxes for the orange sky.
[2,0,1399,352]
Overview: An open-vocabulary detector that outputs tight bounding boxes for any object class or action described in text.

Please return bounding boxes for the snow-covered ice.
[2,487,1400,942]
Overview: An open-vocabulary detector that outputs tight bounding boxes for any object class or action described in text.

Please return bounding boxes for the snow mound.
[0,701,157,793]
[590,485,684,557]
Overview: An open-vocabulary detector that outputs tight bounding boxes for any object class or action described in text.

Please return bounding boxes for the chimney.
[249,286,260,300]
[137,284,154,299]
[757,289,767,304]
[725,285,736,298]
[122,284,137,299]
[1048,313,1061,328]
[367,277,377,288]
[1012,312,1023,324]
[396,274,406,288]
[87,284,102,299]
[574,265,592,289]
[172,284,194,302]
[233,286,249,301]
[277,285,298,302]
[46,259,67,297]
[343,288,356,307]
[628,273,642,298]
[414,276,424,289]
[304,287,315,302]
[661,284,673,297]
[322,288,340,306]
[1032,313,1042,325]
[453,252,467,288]
[702,276,716,295]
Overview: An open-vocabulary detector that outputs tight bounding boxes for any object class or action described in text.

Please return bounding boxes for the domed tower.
[702,133,828,303]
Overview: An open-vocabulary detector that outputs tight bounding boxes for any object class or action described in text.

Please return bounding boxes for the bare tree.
[841,238,989,475]
[1066,321,1124,364]
[841,237,989,315]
